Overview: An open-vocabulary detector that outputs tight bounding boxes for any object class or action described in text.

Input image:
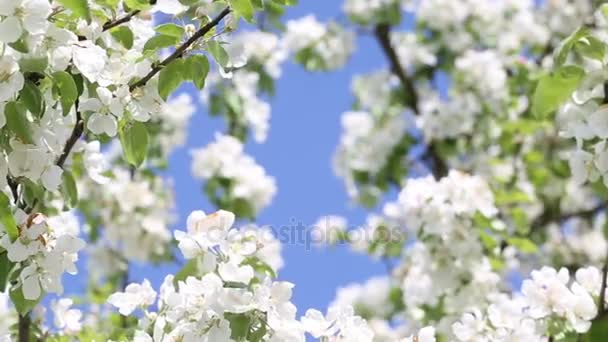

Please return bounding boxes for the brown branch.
[374,24,418,112]
[373,23,448,178]
[531,203,606,232]
[6,176,19,205]
[56,103,83,168]
[102,10,141,32]
[129,7,232,91]
[18,313,31,342]
[599,256,608,316]
[427,144,449,179]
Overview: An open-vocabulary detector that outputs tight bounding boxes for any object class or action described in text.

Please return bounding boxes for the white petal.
[0,17,22,43]
[22,0,51,35]
[21,270,41,300]
[152,0,187,15]
[41,165,63,191]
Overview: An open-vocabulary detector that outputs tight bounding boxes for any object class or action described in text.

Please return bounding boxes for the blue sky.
[161,2,390,313]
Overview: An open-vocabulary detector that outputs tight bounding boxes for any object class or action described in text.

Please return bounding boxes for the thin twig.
[374,24,418,112]
[102,10,141,32]
[531,203,606,231]
[129,7,232,91]
[56,101,83,168]
[599,257,608,316]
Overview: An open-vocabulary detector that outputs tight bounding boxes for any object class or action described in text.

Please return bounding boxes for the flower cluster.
[284,15,356,71]
[79,166,175,266]
[109,209,372,341]
[202,30,288,143]
[0,211,84,300]
[452,266,603,340]
[333,111,408,203]
[407,0,549,53]
[156,94,196,158]
[191,134,277,217]
[343,0,400,25]
[382,171,500,335]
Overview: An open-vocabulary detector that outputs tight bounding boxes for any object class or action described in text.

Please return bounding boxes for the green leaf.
[52,71,78,116]
[20,81,44,118]
[507,237,538,254]
[19,57,48,73]
[56,0,92,22]
[602,4,608,20]
[22,179,43,209]
[206,41,229,67]
[173,259,199,286]
[248,321,267,342]
[229,0,255,22]
[185,55,210,89]
[158,59,185,100]
[110,26,134,49]
[586,317,608,341]
[9,39,28,54]
[225,313,252,340]
[532,65,585,119]
[119,121,149,167]
[242,257,277,279]
[124,0,151,10]
[155,23,184,38]
[0,193,18,242]
[0,252,14,292]
[554,26,591,67]
[5,101,33,144]
[61,171,78,208]
[232,198,255,220]
[10,287,42,315]
[574,35,606,62]
[143,35,179,54]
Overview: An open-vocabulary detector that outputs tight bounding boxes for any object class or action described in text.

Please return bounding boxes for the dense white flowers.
[191,134,277,216]
[302,306,374,341]
[107,279,157,316]
[383,171,501,335]
[0,0,51,43]
[451,266,606,340]
[408,0,549,53]
[0,211,84,300]
[391,32,437,69]
[51,298,82,334]
[333,111,407,201]
[108,209,372,341]
[343,0,399,25]
[284,15,355,71]
[79,167,175,264]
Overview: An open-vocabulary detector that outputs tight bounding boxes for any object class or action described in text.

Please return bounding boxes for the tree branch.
[531,203,606,230]
[102,10,141,32]
[599,255,608,316]
[18,313,31,342]
[129,7,232,91]
[56,102,84,168]
[373,23,448,178]
[374,24,418,112]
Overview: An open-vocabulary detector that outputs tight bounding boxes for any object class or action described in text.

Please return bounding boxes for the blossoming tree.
[2,0,608,341]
